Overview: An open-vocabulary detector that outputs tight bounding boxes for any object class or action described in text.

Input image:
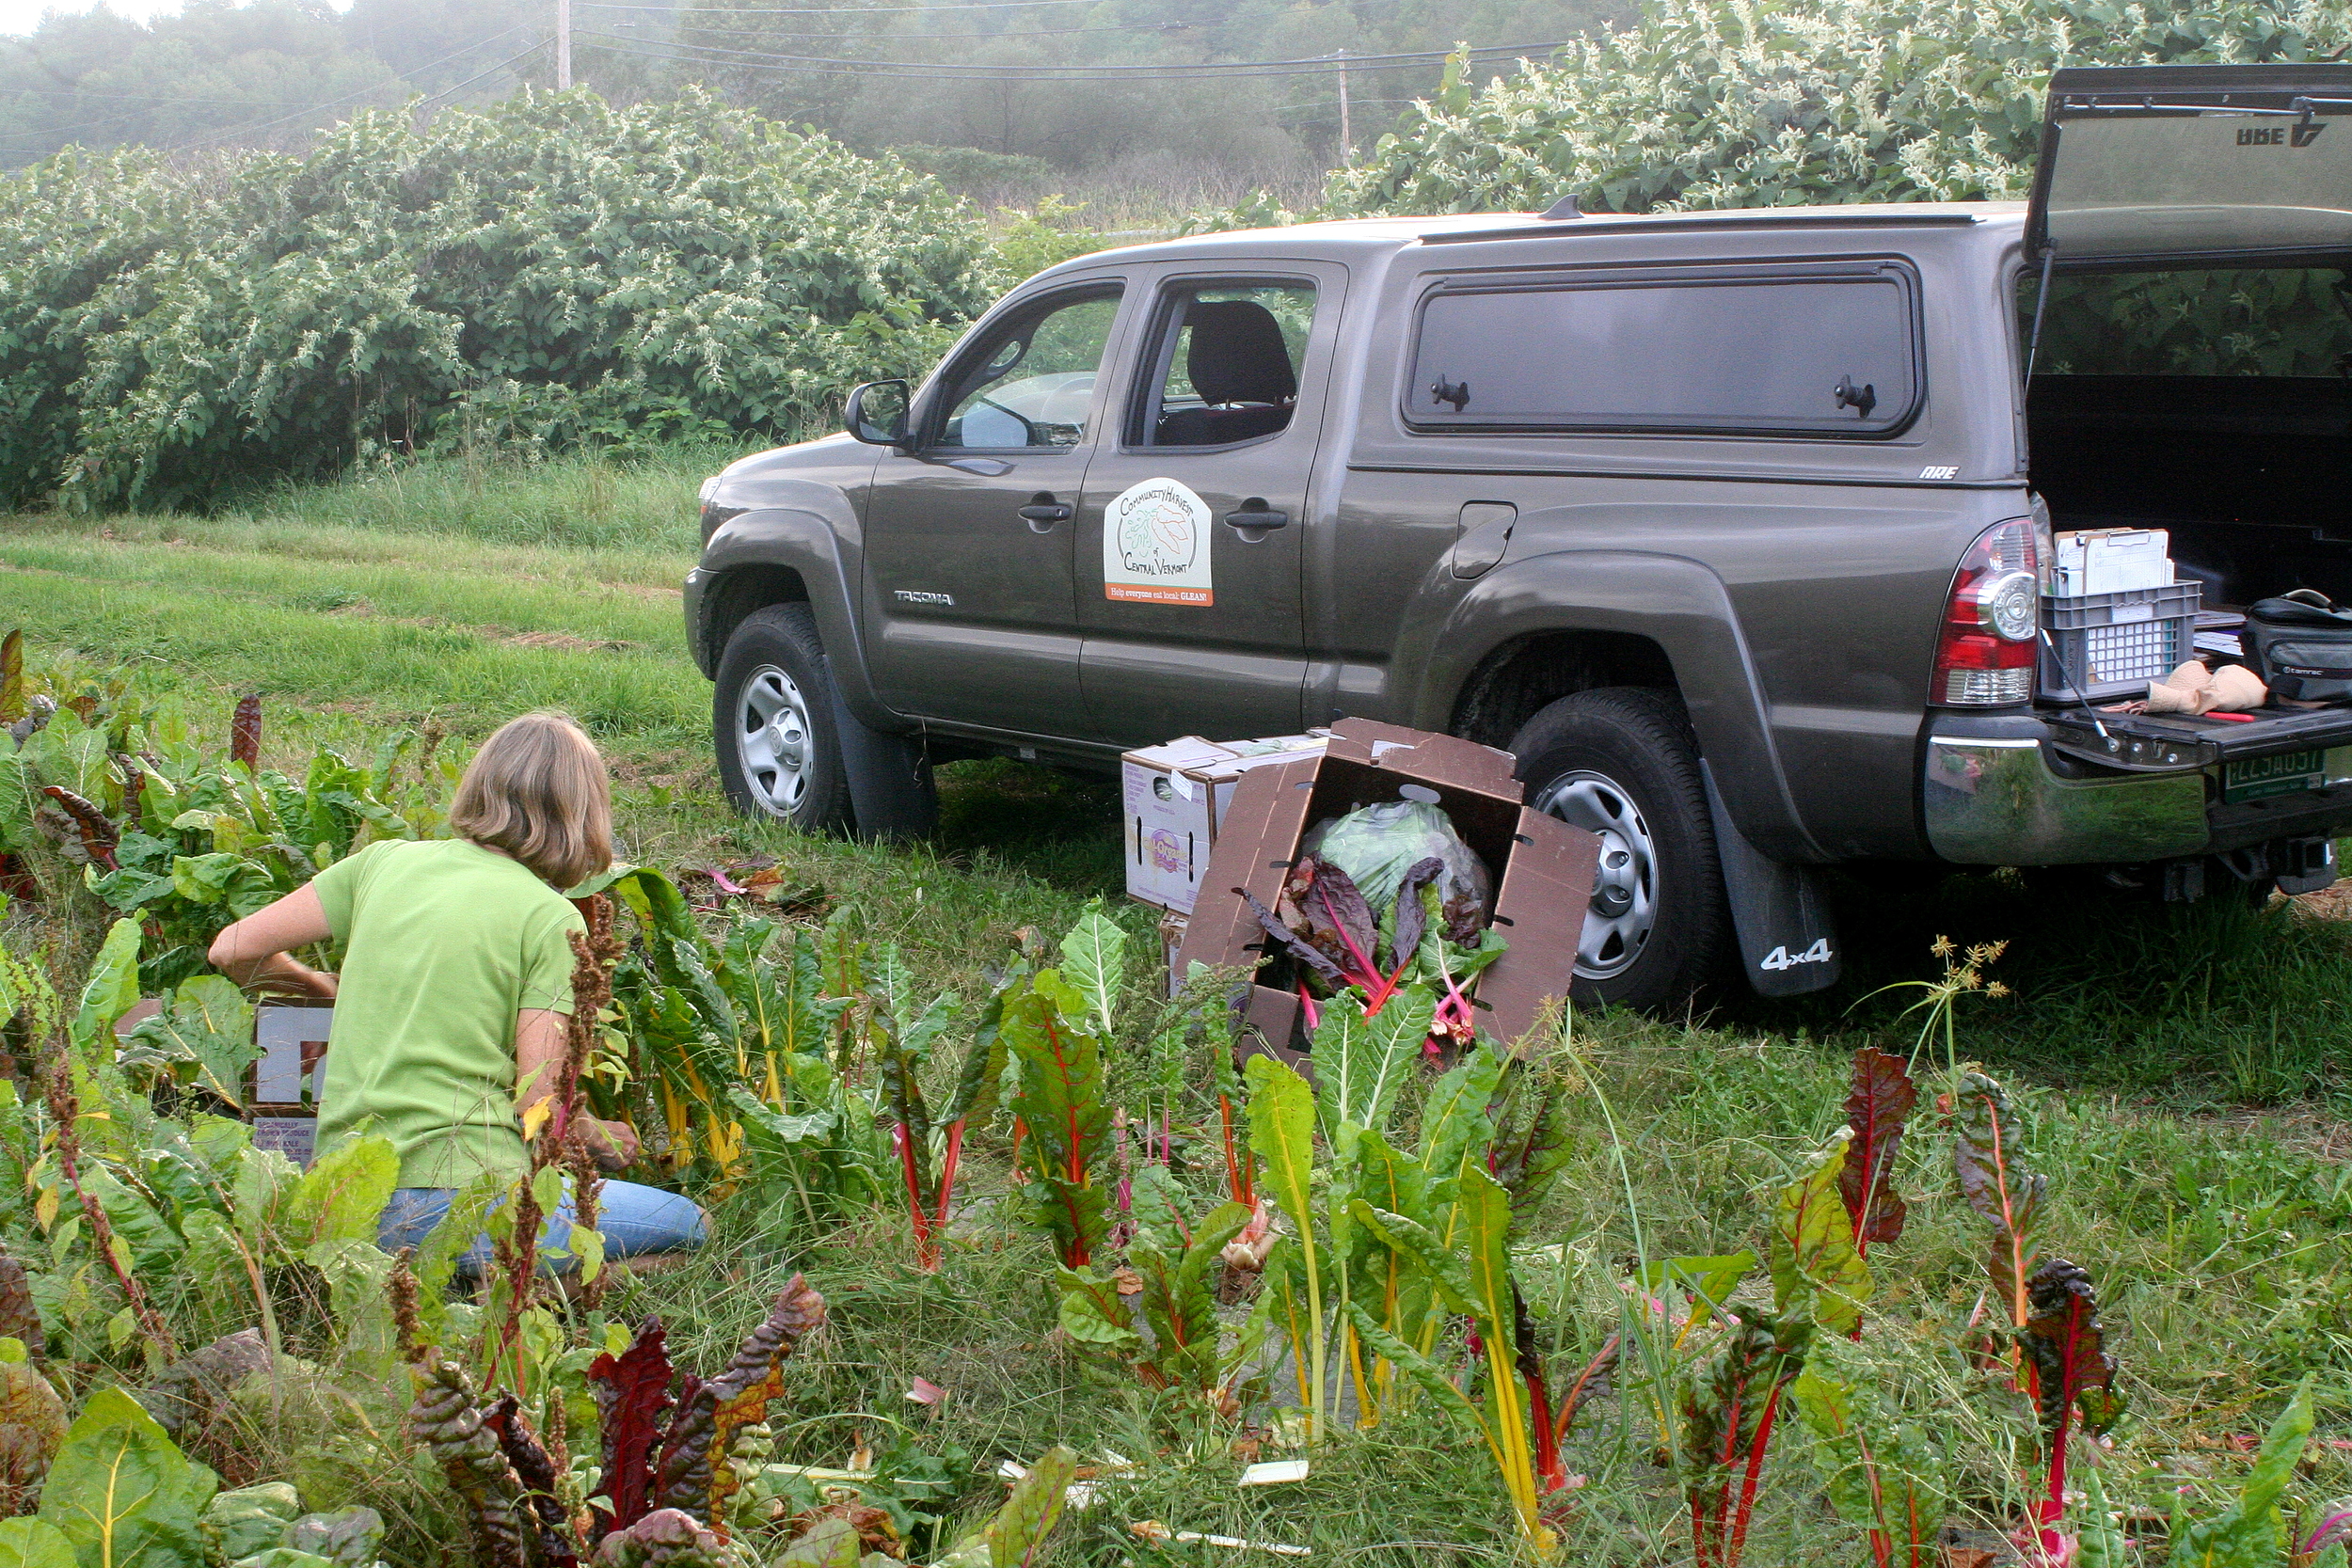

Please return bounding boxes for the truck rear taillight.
[1933,519,2040,706]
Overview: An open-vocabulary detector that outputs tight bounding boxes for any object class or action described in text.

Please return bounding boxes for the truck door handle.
[1224,503,1288,531]
[1017,500,1071,532]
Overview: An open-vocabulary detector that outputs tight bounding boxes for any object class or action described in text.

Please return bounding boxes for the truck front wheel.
[1508,687,1729,1013]
[714,603,854,832]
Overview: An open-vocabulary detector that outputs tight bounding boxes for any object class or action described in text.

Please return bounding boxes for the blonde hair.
[448,711,612,890]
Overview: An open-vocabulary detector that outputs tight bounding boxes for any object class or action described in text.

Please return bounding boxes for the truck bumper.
[1923,714,2352,864]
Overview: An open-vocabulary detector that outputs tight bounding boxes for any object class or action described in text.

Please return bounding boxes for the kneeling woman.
[208,711,705,1273]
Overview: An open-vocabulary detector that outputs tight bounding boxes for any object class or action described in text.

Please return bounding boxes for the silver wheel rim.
[736,664,813,817]
[1531,769,1659,981]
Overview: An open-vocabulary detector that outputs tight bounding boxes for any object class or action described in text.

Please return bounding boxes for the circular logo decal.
[1103,477,1215,606]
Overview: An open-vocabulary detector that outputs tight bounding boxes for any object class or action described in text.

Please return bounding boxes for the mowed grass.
[1772,867,2352,1107]
[3,451,2349,1564]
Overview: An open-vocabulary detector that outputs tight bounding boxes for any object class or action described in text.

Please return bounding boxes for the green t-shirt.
[311,838,585,1189]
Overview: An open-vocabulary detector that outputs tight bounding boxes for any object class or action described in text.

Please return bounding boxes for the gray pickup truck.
[687,62,2352,1011]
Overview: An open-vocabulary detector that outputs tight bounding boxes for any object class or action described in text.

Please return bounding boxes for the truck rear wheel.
[1507,687,1729,1013]
[714,603,854,832]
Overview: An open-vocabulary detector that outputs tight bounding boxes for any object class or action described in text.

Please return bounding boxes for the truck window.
[2026,267,2352,378]
[1134,279,1316,448]
[935,287,1124,450]
[1406,264,1921,436]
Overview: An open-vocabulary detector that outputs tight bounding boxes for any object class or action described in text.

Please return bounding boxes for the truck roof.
[1042,200,2029,274]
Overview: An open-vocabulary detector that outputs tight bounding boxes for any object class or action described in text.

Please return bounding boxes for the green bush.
[0,90,998,510]
[887,143,1055,194]
[1326,0,2352,217]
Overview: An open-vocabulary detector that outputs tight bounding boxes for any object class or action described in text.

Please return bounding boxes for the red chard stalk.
[1952,1070,2044,1340]
[2017,1258,2122,1558]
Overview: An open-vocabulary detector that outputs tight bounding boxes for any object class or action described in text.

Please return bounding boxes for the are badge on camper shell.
[1104,477,1214,606]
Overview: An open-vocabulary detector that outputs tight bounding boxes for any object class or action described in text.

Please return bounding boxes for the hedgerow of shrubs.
[0,89,998,511]
[1324,0,2352,218]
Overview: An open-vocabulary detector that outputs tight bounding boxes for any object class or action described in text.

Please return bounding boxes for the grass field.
[2,453,2348,1565]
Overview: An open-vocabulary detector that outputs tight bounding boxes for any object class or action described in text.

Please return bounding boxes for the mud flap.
[826,679,938,842]
[1702,764,1840,998]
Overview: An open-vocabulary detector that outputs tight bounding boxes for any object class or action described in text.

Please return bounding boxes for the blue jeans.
[377,1180,707,1276]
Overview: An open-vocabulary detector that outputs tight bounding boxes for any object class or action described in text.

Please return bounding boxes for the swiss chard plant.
[1057,1161,1265,1411]
[55,695,457,990]
[2014,1257,2123,1562]
[1953,1069,2045,1342]
[1002,966,1113,1272]
[1246,855,1503,1053]
[1837,1047,1917,1262]
[1676,1135,1867,1568]
[595,870,882,1212]
[1788,1334,1948,1568]
[1236,996,1583,1561]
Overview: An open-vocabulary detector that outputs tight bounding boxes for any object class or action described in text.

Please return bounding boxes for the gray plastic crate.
[2038,581,2202,704]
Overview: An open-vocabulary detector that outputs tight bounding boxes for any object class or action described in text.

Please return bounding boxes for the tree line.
[0,0,1628,181]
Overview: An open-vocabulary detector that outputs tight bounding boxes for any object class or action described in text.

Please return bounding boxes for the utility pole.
[1336,48,1352,163]
[556,0,573,89]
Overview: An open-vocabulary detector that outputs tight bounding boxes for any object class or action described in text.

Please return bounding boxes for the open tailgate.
[2043,703,2352,777]
[2031,64,2352,264]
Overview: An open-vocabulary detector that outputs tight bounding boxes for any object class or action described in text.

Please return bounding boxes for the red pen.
[2202,710,2257,723]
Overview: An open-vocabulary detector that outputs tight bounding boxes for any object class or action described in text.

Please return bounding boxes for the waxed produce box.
[1120,732,1328,913]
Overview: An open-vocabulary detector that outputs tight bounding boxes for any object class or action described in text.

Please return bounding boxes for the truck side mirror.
[846,379,911,446]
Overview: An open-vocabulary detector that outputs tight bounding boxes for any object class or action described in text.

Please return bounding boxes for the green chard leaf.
[38,1387,215,1568]
[1311,985,1433,1153]
[2165,1376,2314,1568]
[983,1446,1079,1568]
[0,1520,77,1568]
[1056,903,1127,1041]
[279,1134,397,1257]
[1770,1134,1872,1336]
[1003,974,1110,1268]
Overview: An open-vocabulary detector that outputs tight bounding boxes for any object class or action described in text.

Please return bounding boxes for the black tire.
[1506,687,1729,1014]
[713,603,855,832]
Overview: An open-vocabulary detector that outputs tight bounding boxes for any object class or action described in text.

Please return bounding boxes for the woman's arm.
[516,1008,640,1171]
[208,885,338,999]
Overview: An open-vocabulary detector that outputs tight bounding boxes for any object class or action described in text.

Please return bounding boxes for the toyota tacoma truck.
[686,62,2352,1012]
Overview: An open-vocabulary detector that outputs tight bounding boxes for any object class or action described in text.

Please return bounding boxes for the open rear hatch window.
[2032,64,2352,265]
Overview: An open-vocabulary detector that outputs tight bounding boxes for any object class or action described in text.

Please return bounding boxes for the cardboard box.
[1122,734,1330,914]
[1175,718,1599,1071]
[1122,736,1236,912]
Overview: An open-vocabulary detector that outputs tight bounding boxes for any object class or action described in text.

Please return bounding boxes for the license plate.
[2222,748,2328,802]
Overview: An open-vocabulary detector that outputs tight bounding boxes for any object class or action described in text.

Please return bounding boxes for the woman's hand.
[588,1118,641,1171]
[209,886,338,998]
[515,1011,638,1168]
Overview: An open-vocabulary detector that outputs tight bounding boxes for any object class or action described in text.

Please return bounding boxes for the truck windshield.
[2027,266,2352,377]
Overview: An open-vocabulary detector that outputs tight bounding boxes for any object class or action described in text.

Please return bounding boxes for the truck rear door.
[2030,63,2352,264]
[1073,261,1346,747]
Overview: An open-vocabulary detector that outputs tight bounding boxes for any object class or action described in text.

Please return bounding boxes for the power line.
[579,0,1112,13]
[636,0,1415,41]
[580,29,1568,77]
[645,15,1207,40]
[419,44,547,106]
[0,39,533,154]
[170,24,529,150]
[2,87,374,104]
